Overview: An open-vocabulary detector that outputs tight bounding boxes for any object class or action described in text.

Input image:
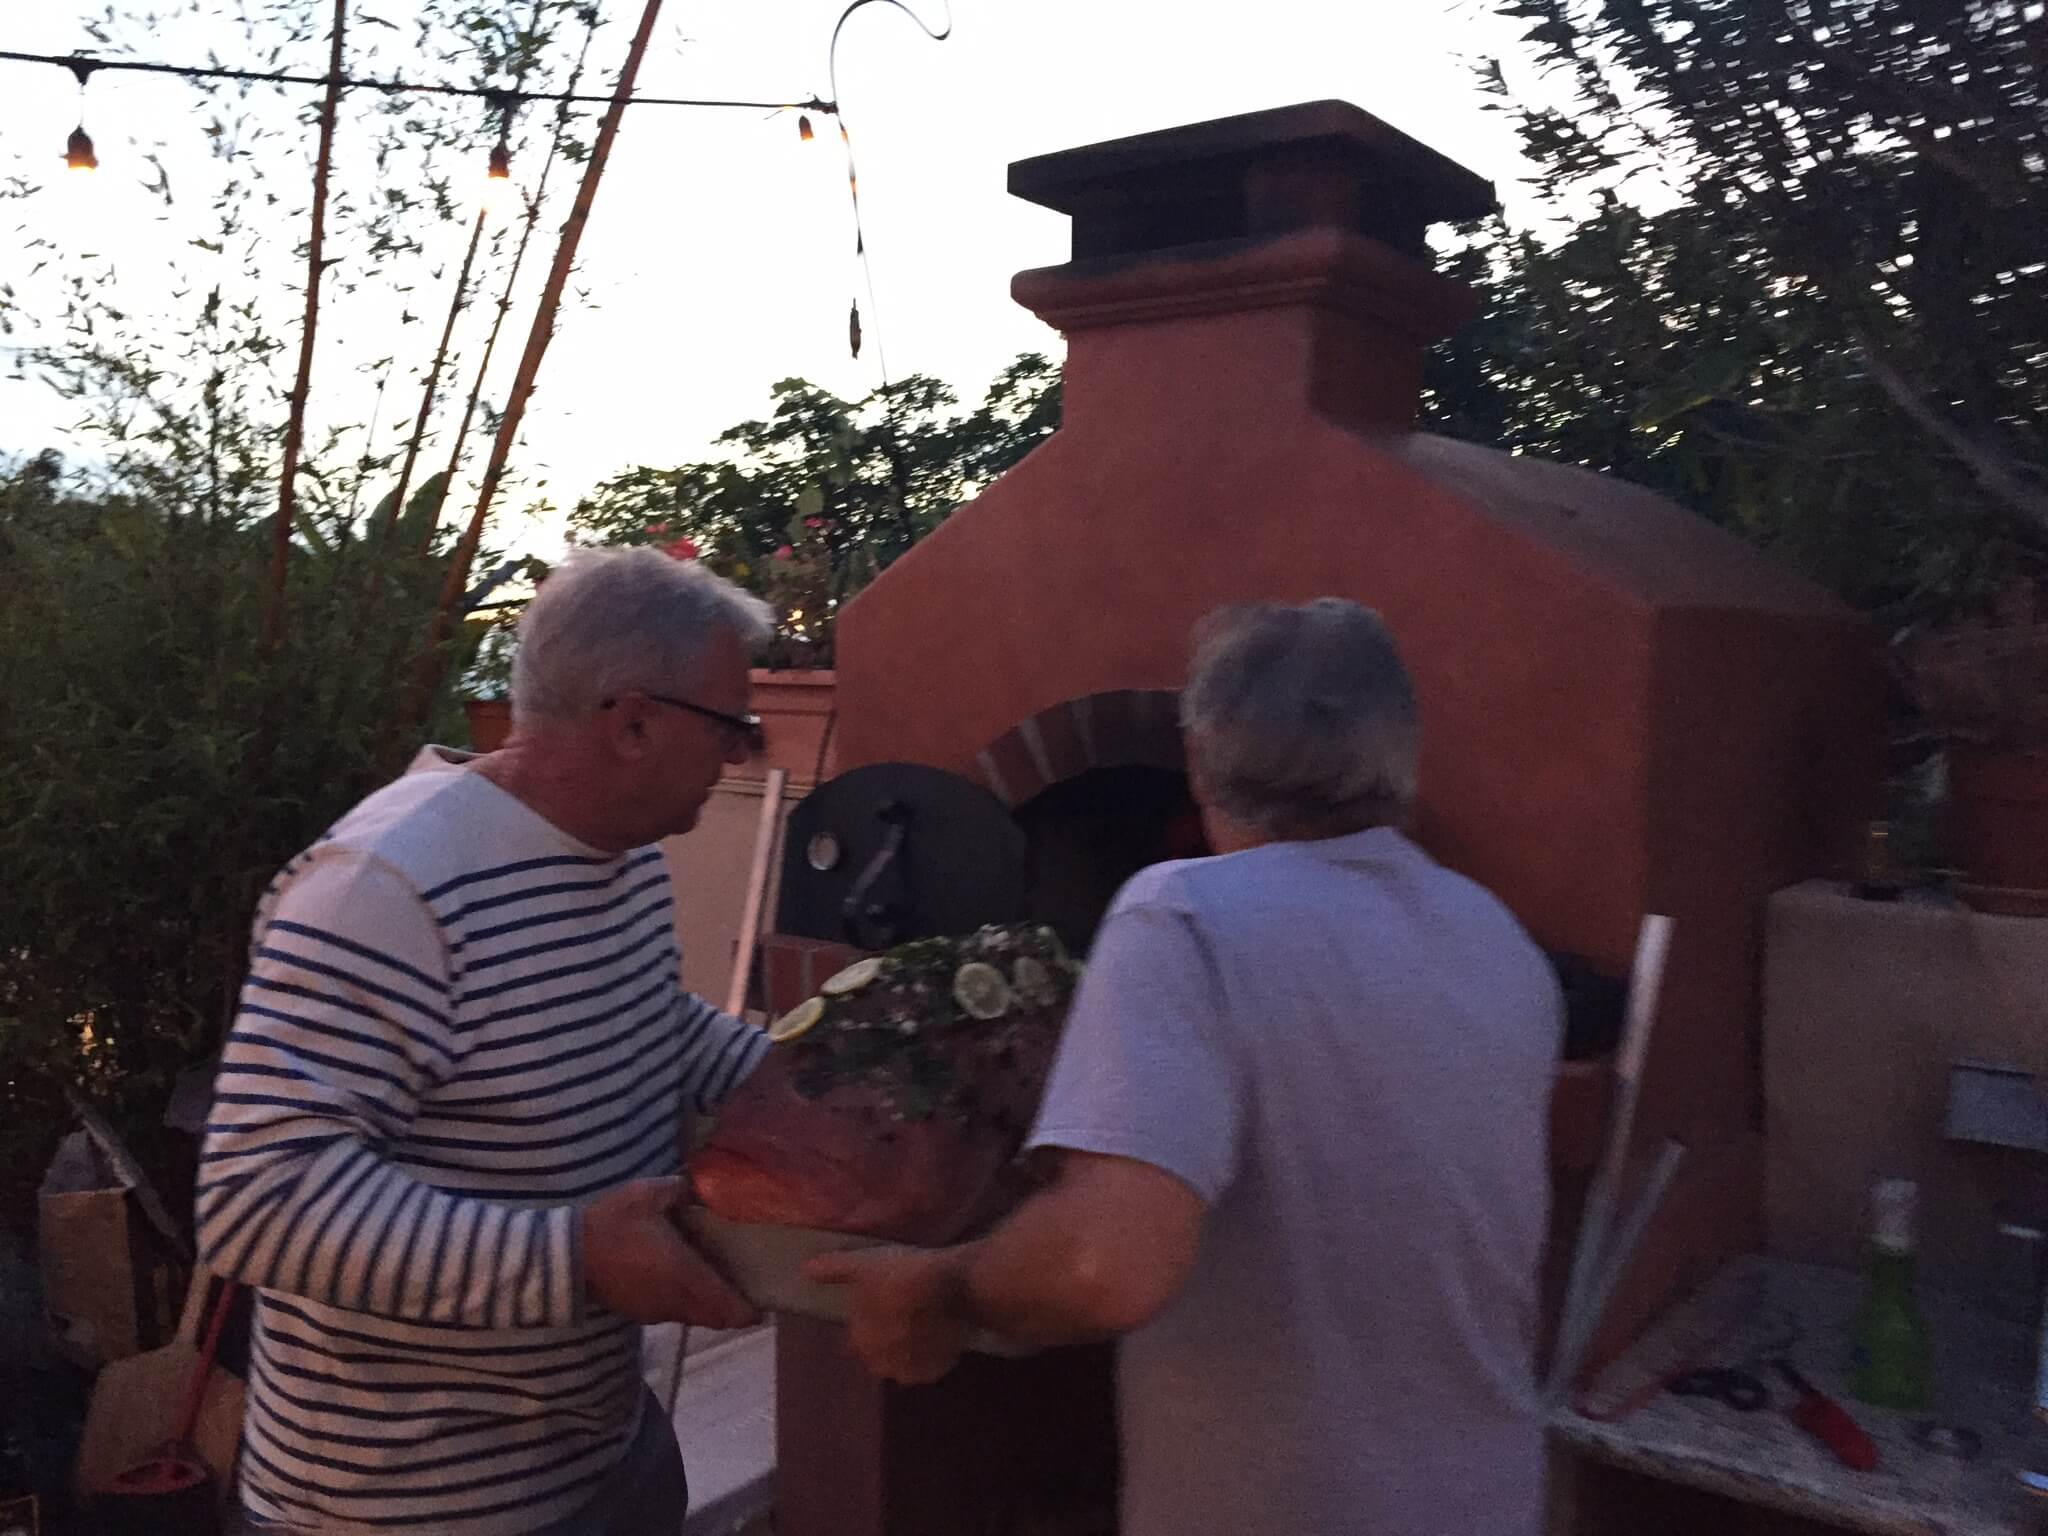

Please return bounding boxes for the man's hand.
[802,1246,972,1385]
[581,1178,760,1329]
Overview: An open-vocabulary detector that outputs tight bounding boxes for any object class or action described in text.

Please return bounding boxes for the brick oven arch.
[969,688,1185,809]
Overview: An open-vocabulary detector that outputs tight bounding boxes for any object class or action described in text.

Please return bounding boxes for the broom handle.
[171,1278,237,1446]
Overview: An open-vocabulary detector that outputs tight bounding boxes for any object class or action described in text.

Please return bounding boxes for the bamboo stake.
[402,0,666,727]
[379,0,553,554]
[260,0,348,653]
[379,203,487,546]
[426,10,600,554]
[725,769,790,1017]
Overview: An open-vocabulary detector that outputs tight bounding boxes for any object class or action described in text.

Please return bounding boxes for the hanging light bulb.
[798,114,815,143]
[63,57,100,172]
[479,93,516,212]
[479,138,514,213]
[64,125,98,172]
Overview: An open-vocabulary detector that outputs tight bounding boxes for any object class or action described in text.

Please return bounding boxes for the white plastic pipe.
[1548,913,1674,1399]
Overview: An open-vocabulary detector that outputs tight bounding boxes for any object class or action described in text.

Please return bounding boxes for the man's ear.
[601,695,654,762]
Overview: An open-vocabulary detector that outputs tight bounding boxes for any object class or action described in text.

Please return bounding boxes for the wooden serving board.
[678,1209,1031,1357]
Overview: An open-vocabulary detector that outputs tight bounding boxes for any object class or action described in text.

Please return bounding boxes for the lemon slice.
[768,995,825,1044]
[820,957,884,996]
[952,961,1012,1020]
[1012,956,1057,1007]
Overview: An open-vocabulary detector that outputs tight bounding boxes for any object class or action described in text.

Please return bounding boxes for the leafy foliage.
[0,447,482,1232]
[1433,0,2048,746]
[569,353,1062,666]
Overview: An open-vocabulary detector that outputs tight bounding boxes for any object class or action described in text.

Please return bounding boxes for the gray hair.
[1180,599,1419,837]
[511,546,774,723]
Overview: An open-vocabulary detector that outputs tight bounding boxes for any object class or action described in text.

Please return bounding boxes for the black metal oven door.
[775,762,1028,950]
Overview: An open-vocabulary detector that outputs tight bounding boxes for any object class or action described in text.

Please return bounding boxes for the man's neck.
[1200,807,1385,854]
[472,740,634,854]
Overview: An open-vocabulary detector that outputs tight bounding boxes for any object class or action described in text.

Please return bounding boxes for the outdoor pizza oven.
[756,101,1882,1536]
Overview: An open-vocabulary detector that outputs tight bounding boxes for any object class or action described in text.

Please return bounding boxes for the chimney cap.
[1010,100,1496,260]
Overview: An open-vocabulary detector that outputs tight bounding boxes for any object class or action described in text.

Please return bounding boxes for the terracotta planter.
[1952,745,2048,914]
[733,669,836,788]
[464,697,512,753]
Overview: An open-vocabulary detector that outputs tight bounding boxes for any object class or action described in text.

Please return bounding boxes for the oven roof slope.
[1371,430,1859,623]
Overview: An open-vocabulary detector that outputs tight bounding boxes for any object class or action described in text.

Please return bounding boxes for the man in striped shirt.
[199,548,776,1534]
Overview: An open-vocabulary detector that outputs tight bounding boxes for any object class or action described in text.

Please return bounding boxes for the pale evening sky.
[0,1,1561,557]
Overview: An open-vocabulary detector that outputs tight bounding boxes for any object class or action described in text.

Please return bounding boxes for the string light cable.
[6,41,835,234]
[0,45,833,121]
[9,6,954,376]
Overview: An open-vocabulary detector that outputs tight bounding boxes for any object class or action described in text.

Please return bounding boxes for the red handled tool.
[99,1277,239,1532]
[1771,1358,1879,1471]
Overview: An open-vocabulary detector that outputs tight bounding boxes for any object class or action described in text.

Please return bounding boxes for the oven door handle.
[841,800,910,951]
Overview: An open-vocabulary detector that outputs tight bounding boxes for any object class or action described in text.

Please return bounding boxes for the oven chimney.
[1008,100,1495,433]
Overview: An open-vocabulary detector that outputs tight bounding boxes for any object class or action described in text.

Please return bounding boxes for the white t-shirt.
[1030,827,1561,1536]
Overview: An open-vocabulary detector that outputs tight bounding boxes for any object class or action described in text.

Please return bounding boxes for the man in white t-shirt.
[200,548,775,1535]
[811,599,1562,1536]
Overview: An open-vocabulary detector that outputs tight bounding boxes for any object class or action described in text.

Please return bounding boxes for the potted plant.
[1900,584,2048,912]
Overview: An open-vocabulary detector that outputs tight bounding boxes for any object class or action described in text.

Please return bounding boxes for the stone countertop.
[1551,1255,2045,1536]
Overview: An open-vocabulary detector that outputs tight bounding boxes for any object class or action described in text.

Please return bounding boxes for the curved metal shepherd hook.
[824,0,953,381]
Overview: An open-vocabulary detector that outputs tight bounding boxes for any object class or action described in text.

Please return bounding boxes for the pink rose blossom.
[660,536,700,561]
[774,544,795,562]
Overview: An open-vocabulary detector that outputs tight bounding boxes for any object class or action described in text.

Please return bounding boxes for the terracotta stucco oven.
[760,100,1881,1536]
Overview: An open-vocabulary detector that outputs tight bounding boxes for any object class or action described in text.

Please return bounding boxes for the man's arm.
[805,1149,1205,1382]
[676,993,770,1113]
[198,852,754,1330]
[958,1149,1204,1343]
[806,892,1238,1381]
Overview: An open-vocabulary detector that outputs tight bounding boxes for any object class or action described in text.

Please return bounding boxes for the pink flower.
[661,536,700,561]
[644,521,671,537]
[805,516,825,530]
[773,544,795,562]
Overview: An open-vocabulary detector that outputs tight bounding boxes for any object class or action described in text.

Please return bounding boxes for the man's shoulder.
[303,751,592,909]
[1105,832,1401,917]
[326,761,480,867]
[1108,855,1208,917]
[1112,832,1548,963]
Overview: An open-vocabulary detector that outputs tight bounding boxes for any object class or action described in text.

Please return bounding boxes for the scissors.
[1571,1286,1799,1425]
[1666,1365,1770,1412]
[1663,1313,1801,1415]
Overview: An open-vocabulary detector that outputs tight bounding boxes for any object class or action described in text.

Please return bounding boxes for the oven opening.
[1015,764,1212,956]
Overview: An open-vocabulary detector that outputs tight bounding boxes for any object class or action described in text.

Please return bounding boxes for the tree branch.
[1855,332,2048,537]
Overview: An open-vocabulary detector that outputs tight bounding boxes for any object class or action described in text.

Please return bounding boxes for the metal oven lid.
[775,762,1028,950]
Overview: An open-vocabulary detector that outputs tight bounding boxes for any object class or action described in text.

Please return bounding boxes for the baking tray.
[679,1208,1031,1357]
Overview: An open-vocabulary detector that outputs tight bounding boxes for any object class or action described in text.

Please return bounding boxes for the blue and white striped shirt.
[197,749,768,1534]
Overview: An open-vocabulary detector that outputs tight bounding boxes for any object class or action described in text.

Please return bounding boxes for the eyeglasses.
[603,693,765,754]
